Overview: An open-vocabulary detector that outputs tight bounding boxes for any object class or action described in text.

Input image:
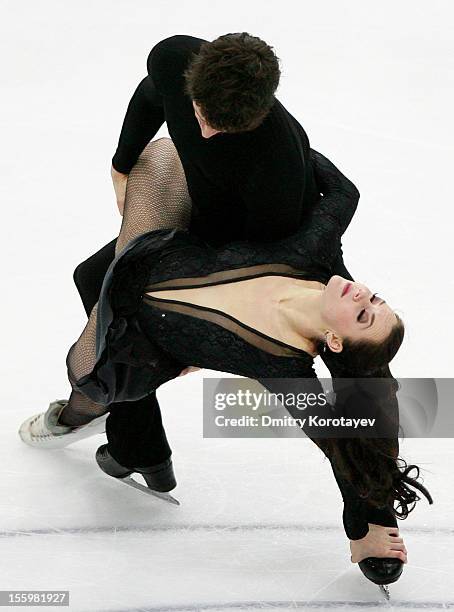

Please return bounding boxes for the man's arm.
[111,73,164,215]
[112,35,206,175]
[112,75,165,175]
[111,36,207,215]
[110,41,171,215]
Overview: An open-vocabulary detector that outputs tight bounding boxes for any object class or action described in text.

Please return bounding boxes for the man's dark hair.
[183,32,281,133]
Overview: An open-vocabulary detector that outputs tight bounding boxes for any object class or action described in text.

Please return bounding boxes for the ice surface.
[1,0,453,609]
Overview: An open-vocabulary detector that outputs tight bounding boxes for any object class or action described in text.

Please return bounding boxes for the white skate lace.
[30,407,73,440]
[29,414,60,440]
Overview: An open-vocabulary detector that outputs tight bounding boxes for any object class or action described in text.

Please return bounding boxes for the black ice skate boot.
[95,444,179,505]
[358,555,403,599]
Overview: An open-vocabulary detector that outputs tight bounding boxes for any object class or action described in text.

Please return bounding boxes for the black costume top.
[67,151,399,540]
[111,35,319,245]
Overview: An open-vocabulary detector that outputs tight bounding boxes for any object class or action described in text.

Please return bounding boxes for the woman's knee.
[137,137,178,170]
[73,256,97,293]
[73,240,117,294]
[73,259,89,292]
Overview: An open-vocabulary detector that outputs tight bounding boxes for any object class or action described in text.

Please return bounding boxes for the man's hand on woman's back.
[111,164,129,216]
[178,366,202,377]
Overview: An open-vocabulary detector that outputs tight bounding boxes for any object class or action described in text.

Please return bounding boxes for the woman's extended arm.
[256,372,376,541]
[282,149,360,271]
[310,149,360,236]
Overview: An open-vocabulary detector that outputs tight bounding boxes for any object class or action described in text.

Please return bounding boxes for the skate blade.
[379,584,390,600]
[119,475,180,506]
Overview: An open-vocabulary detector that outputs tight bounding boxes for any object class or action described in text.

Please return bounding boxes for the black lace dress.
[67,150,398,539]
[68,151,355,403]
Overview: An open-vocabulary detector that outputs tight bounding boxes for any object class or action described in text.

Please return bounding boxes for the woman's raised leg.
[57,139,191,467]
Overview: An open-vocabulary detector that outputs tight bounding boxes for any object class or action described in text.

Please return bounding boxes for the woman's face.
[320,275,398,350]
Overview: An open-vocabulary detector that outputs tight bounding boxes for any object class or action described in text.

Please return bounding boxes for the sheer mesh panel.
[142,265,324,359]
[142,294,310,357]
[143,263,311,291]
[68,303,99,380]
[142,268,323,357]
[59,138,192,426]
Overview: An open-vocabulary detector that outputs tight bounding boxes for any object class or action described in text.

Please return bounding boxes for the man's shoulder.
[152,34,207,52]
[270,97,309,141]
[243,98,310,168]
[148,35,207,94]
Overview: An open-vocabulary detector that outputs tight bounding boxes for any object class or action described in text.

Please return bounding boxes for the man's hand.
[111,164,129,216]
[178,366,202,377]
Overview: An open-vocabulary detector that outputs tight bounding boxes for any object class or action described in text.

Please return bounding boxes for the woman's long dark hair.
[314,313,433,520]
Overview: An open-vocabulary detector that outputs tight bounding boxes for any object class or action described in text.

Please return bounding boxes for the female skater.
[19,138,432,594]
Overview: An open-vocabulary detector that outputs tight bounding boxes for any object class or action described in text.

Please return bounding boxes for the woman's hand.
[111,164,129,216]
[178,366,202,377]
[350,523,408,564]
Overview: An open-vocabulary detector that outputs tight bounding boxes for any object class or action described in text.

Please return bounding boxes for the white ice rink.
[1,0,453,610]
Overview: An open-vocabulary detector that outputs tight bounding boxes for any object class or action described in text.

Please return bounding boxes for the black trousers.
[72,238,353,468]
[73,238,172,467]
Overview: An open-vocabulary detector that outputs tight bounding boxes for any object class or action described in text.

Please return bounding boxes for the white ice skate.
[18,399,107,449]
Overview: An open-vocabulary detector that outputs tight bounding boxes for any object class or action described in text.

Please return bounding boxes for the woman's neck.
[274,282,326,348]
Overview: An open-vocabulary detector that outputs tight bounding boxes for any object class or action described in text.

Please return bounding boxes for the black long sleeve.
[257,364,399,541]
[274,148,360,276]
[301,149,360,253]
[256,375,374,541]
[112,75,165,174]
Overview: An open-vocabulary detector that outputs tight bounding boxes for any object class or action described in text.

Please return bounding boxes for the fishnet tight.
[60,138,191,426]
